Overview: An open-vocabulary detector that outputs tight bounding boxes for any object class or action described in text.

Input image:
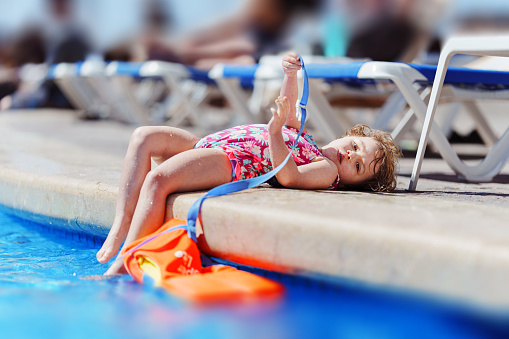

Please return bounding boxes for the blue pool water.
[0,208,506,339]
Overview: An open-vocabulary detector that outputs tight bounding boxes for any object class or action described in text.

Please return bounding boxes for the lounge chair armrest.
[441,35,509,61]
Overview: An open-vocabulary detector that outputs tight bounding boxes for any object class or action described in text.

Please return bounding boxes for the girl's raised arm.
[267,96,337,189]
[279,52,303,130]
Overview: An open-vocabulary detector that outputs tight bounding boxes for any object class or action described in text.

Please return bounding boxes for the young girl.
[98,52,401,275]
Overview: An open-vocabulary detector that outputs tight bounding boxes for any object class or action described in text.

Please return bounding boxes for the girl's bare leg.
[105,147,232,275]
[96,126,199,264]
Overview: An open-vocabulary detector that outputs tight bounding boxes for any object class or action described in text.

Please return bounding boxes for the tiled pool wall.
[0,204,106,249]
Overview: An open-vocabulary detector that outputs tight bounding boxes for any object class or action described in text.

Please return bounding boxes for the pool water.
[0,208,506,339]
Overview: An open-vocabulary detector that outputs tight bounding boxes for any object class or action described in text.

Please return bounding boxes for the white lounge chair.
[410,35,509,190]
[48,60,150,124]
[298,60,509,187]
[105,61,211,128]
[50,60,229,132]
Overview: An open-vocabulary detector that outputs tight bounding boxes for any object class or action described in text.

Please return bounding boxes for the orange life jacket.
[122,218,284,303]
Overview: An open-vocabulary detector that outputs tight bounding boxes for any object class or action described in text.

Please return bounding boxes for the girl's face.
[321,136,380,186]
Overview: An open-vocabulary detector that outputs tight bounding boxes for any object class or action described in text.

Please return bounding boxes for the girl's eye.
[353,143,358,150]
[356,162,360,172]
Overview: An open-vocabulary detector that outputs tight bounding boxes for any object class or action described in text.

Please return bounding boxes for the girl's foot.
[104,258,127,275]
[96,223,128,263]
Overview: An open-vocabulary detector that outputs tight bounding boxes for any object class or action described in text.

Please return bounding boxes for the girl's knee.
[143,169,173,197]
[130,127,153,147]
[130,127,164,156]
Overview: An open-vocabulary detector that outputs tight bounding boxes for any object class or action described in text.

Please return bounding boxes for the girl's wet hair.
[342,124,402,192]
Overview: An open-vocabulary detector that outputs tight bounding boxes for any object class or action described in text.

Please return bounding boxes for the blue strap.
[186,56,309,241]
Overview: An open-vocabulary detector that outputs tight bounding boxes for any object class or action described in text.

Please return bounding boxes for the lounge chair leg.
[462,101,498,147]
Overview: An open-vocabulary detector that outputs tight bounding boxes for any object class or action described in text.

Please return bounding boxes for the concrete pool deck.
[1,109,509,311]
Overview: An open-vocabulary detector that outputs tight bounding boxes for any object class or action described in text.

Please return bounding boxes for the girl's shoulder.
[308,157,340,190]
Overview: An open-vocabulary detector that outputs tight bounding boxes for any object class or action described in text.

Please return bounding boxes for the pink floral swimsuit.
[194,124,339,189]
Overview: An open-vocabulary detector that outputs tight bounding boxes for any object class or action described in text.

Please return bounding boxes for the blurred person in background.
[43,0,91,65]
[0,28,47,110]
[136,0,323,69]
[0,35,30,103]
[342,0,447,62]
[1,0,92,110]
[319,0,447,123]
[0,50,17,101]
[137,0,446,68]
[104,0,172,62]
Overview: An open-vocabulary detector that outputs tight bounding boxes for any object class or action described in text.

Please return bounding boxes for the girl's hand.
[282,52,301,76]
[268,96,290,135]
